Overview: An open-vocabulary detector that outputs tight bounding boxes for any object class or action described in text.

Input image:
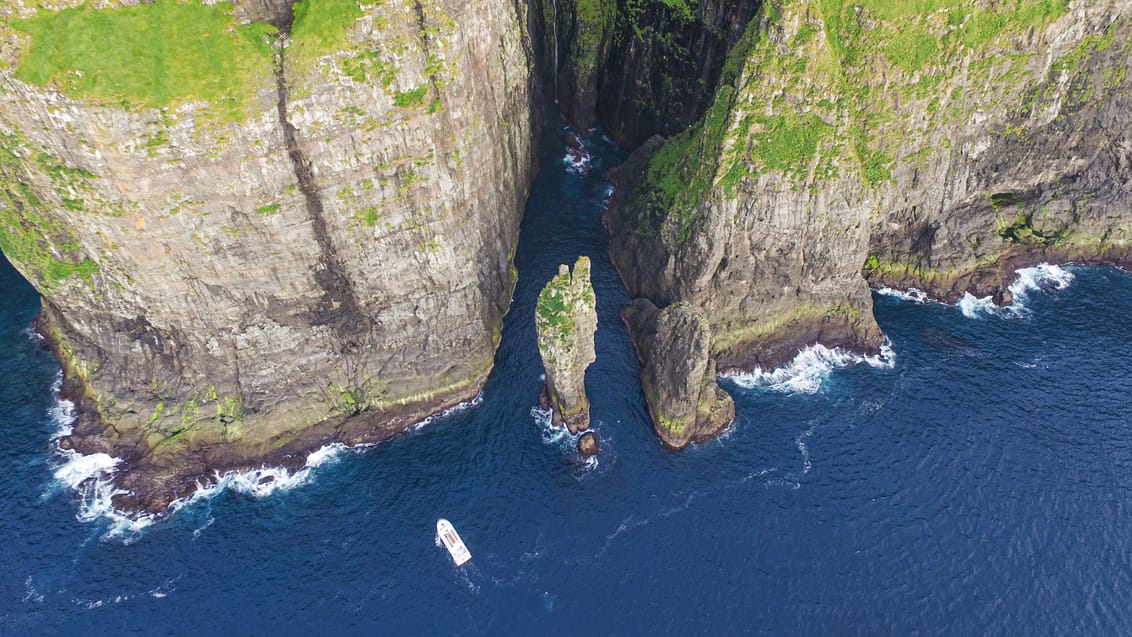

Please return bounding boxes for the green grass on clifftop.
[289,0,365,71]
[12,0,276,120]
[633,0,1072,242]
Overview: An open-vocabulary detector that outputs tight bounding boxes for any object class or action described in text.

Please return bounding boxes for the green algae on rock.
[536,256,598,435]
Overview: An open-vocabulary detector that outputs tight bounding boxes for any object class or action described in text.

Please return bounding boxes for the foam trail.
[726,341,896,395]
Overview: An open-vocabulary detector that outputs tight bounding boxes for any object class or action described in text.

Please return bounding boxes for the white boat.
[437,518,472,566]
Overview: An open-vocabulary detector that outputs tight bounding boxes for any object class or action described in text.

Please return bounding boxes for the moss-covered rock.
[536,256,598,434]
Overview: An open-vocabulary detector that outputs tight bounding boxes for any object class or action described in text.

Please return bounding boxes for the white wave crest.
[1010,263,1074,298]
[959,263,1074,319]
[530,404,601,474]
[47,383,482,540]
[410,393,483,432]
[563,151,591,175]
[531,405,569,447]
[22,326,45,343]
[876,287,931,303]
[726,341,895,395]
[958,292,1000,318]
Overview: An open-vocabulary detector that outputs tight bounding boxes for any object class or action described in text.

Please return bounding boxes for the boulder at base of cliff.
[623,298,735,449]
[535,257,598,435]
[577,431,599,457]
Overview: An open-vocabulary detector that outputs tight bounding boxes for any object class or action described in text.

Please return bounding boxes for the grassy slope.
[11,0,277,120]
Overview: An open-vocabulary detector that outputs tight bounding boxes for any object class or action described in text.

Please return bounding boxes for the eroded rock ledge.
[623,299,733,449]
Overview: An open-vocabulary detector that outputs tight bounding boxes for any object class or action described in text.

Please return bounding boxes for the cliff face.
[596,0,762,148]
[609,0,1132,435]
[539,0,761,146]
[0,0,536,510]
[535,257,598,434]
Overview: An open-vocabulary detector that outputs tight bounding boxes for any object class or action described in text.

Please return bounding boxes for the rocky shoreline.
[51,335,484,515]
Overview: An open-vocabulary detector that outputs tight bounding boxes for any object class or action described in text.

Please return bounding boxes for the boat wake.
[724,341,896,395]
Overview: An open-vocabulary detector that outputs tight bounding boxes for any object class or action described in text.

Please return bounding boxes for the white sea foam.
[23,576,44,604]
[530,404,601,475]
[958,292,1000,318]
[725,341,896,395]
[45,373,485,539]
[879,263,1074,319]
[957,263,1075,319]
[22,326,45,343]
[876,287,932,303]
[563,150,591,175]
[1010,263,1074,297]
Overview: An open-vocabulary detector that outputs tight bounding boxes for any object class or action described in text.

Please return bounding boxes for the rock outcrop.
[0,0,537,511]
[535,257,598,434]
[609,0,1132,438]
[577,430,599,457]
[623,299,733,448]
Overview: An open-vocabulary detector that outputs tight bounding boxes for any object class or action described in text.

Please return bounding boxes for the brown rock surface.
[0,0,537,511]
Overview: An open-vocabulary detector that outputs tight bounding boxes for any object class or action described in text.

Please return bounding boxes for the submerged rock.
[577,431,599,457]
[535,257,598,435]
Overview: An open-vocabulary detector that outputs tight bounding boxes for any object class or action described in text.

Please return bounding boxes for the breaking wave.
[876,287,932,304]
[879,263,1075,320]
[46,380,483,542]
[530,405,599,474]
[410,393,483,432]
[725,341,896,395]
[960,263,1075,319]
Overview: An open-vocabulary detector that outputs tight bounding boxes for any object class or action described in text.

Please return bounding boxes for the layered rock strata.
[0,0,536,511]
[610,0,1132,442]
[535,256,598,435]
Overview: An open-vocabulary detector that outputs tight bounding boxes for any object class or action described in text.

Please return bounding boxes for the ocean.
[2,115,1131,634]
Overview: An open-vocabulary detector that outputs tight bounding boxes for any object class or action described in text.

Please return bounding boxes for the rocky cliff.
[0,0,537,511]
[535,257,598,434]
[538,0,761,146]
[609,0,1132,444]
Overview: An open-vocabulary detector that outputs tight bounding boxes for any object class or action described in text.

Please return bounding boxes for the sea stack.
[623,299,734,449]
[535,257,598,435]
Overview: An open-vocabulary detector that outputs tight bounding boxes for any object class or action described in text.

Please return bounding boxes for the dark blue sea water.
[3,116,1132,634]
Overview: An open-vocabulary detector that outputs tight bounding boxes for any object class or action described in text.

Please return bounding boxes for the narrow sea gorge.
[2,115,1131,633]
